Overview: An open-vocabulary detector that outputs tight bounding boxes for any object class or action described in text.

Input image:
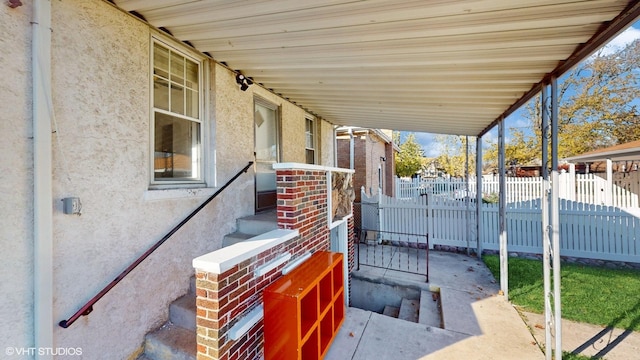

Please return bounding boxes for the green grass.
[562,351,600,360]
[483,255,640,331]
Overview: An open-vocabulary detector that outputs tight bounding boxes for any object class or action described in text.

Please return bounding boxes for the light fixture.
[235,72,253,91]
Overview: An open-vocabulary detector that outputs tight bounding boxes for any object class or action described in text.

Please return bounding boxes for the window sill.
[144,187,217,201]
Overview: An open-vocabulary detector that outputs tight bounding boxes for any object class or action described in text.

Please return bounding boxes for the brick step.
[398,298,419,323]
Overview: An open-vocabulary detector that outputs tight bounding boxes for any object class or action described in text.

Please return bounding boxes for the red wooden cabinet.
[263,251,345,360]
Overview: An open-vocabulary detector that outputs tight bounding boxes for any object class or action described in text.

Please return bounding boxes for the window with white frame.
[151,39,203,184]
[305,116,316,164]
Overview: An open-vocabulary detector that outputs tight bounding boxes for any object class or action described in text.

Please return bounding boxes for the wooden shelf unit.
[263,251,345,360]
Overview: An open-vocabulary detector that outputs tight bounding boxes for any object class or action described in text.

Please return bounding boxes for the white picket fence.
[396,173,639,208]
[363,189,640,263]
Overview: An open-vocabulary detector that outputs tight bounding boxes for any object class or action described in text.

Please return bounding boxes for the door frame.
[254,97,281,212]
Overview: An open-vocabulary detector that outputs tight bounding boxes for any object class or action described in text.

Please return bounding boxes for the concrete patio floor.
[325,249,640,359]
[326,250,542,359]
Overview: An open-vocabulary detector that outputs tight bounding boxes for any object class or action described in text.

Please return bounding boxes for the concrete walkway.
[522,311,640,359]
[326,251,542,359]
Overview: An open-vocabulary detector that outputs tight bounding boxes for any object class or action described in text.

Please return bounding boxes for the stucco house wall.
[0,1,34,353]
[1,1,335,359]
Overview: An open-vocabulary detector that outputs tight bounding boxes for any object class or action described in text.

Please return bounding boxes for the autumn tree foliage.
[434,135,475,177]
[484,37,639,166]
[394,132,425,177]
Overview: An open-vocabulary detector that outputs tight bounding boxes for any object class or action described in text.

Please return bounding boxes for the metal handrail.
[59,161,254,328]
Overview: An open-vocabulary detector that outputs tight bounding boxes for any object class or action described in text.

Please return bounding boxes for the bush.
[482,193,499,204]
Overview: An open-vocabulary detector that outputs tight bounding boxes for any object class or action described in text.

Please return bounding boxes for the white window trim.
[305,114,317,164]
[149,36,209,189]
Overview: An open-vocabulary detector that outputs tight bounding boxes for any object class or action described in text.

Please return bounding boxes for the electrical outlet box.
[62,197,81,215]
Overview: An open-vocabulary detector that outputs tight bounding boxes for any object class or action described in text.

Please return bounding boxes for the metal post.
[476,136,483,260]
[551,76,562,358]
[465,136,470,255]
[498,118,508,300]
[606,158,613,206]
[541,83,552,360]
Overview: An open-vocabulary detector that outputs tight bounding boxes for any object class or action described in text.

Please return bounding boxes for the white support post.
[551,76,562,358]
[498,119,508,300]
[465,136,470,255]
[541,83,552,360]
[606,158,613,206]
[476,136,483,259]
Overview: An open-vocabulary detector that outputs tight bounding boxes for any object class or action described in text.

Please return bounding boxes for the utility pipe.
[33,0,54,358]
[348,128,354,170]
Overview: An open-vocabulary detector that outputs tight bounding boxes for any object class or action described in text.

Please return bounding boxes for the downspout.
[348,128,354,170]
[333,125,338,167]
[33,1,54,358]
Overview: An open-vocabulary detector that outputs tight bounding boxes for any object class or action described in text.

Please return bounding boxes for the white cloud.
[598,26,640,56]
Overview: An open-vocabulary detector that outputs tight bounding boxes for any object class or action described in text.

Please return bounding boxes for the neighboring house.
[336,127,397,197]
[336,127,398,227]
[420,158,443,179]
[1,2,342,359]
[564,139,640,174]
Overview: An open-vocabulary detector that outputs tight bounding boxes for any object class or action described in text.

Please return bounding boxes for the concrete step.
[418,290,442,328]
[382,305,399,318]
[236,211,278,236]
[143,324,196,360]
[169,294,196,331]
[222,231,255,247]
[398,298,419,323]
[189,276,196,295]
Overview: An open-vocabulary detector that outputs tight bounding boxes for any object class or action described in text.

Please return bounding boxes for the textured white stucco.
[0,1,35,352]
[2,1,337,358]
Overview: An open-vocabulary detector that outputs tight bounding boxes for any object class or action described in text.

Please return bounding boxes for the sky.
[409,21,640,158]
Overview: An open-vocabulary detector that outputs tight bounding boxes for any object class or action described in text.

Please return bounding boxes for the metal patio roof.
[110,0,640,136]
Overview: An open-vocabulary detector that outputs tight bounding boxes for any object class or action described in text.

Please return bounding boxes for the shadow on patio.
[326,249,542,360]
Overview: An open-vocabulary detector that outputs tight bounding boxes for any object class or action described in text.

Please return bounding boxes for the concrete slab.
[421,295,541,360]
[440,287,482,336]
[522,311,640,360]
[325,307,371,360]
[351,312,468,360]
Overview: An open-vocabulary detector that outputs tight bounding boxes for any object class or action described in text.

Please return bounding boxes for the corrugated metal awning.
[110,0,640,136]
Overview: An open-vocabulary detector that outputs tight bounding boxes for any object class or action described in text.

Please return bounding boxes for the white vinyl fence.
[397,173,639,208]
[363,189,640,263]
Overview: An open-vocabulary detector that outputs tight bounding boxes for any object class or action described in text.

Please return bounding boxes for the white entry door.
[254,100,279,211]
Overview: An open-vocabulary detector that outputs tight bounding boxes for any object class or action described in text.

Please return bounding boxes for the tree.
[435,135,475,177]
[484,38,640,166]
[394,133,424,177]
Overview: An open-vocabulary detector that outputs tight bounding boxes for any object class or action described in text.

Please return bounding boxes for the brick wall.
[194,165,354,360]
[195,235,299,360]
[276,169,330,251]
